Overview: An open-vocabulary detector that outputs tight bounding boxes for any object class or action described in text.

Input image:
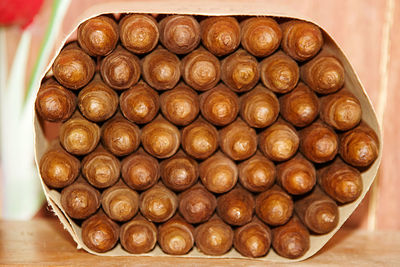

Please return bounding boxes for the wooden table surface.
[0,219,399,266]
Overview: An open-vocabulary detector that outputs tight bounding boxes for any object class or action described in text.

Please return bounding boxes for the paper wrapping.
[33,0,382,262]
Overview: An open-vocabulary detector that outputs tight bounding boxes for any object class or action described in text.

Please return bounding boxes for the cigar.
[295,186,339,234]
[276,153,316,195]
[100,46,141,90]
[320,89,362,131]
[300,53,344,94]
[195,215,234,255]
[238,151,276,193]
[77,15,119,56]
[220,49,259,93]
[120,80,160,124]
[52,43,95,90]
[141,47,181,90]
[101,180,140,222]
[140,182,178,223]
[217,186,255,226]
[39,141,80,188]
[339,122,379,168]
[141,114,181,159]
[299,120,339,163]
[181,116,219,160]
[200,84,239,126]
[160,82,200,126]
[35,78,76,122]
[178,183,217,224]
[101,113,140,157]
[81,211,119,253]
[240,84,279,128]
[121,148,160,191]
[81,144,120,189]
[219,118,257,161]
[259,119,299,162]
[120,214,157,254]
[181,47,221,91]
[119,14,159,54]
[255,185,293,226]
[77,75,118,122]
[281,20,323,62]
[199,151,238,194]
[279,82,319,127]
[160,150,198,192]
[272,216,310,259]
[318,158,362,204]
[159,15,201,54]
[60,111,100,156]
[240,17,282,57]
[260,51,299,94]
[60,177,101,219]
[233,217,271,258]
[200,16,240,56]
[158,214,195,255]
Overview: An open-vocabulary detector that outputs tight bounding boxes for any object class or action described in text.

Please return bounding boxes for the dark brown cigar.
[60,177,100,219]
[178,183,217,224]
[119,14,159,54]
[238,151,276,192]
[276,153,316,195]
[52,43,95,90]
[100,46,140,90]
[299,120,338,163]
[260,51,299,94]
[234,217,271,258]
[279,82,319,127]
[101,180,139,222]
[158,214,195,255]
[194,215,234,255]
[120,214,157,254]
[219,118,257,161]
[220,49,259,93]
[240,84,279,128]
[81,144,120,189]
[199,151,238,194]
[35,78,76,122]
[77,15,119,56]
[200,16,240,56]
[339,122,379,167]
[294,186,339,234]
[217,186,255,226]
[160,150,198,192]
[259,119,299,162]
[121,148,160,191]
[81,211,119,253]
[141,114,180,159]
[281,20,323,62]
[141,47,181,90]
[255,185,293,226]
[39,140,80,189]
[101,113,140,157]
[77,74,118,122]
[240,17,282,57]
[159,15,201,54]
[181,47,220,91]
[60,111,100,156]
[120,80,160,124]
[181,116,219,160]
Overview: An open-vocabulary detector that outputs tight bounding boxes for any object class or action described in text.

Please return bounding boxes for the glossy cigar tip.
[280,233,308,258]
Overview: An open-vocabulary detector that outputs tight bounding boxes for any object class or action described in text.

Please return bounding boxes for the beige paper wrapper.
[33,1,382,262]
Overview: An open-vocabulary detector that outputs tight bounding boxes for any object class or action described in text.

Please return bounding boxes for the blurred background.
[0,0,398,231]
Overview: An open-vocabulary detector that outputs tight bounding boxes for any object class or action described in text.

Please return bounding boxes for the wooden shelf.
[0,218,399,266]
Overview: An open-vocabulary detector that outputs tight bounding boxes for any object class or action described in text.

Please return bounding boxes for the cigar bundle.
[35,13,380,261]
